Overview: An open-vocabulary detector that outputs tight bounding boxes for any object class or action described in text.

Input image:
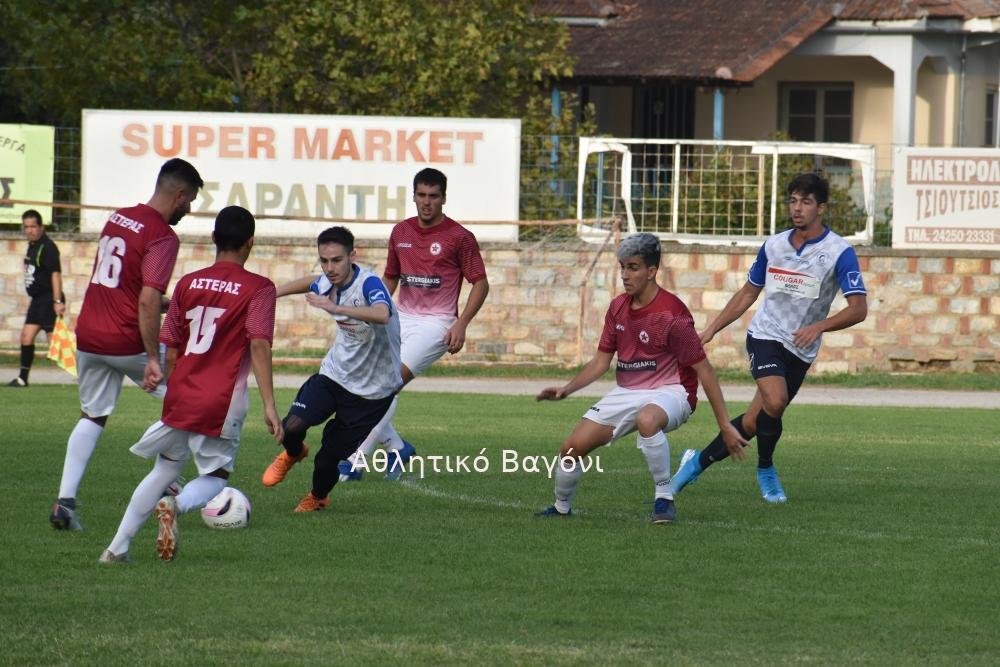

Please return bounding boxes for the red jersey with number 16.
[159,261,277,438]
[598,287,706,410]
[384,216,487,317]
[76,204,179,355]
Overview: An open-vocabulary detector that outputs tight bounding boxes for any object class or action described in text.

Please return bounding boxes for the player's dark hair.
[213,206,255,251]
[317,226,354,253]
[413,167,447,197]
[21,209,43,227]
[616,232,661,268]
[787,172,829,205]
[157,158,204,193]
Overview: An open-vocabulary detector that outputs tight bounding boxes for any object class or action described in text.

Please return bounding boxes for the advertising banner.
[0,124,55,226]
[82,110,521,240]
[892,146,1000,250]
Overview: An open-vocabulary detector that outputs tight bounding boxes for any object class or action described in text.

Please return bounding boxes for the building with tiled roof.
[537,0,1000,153]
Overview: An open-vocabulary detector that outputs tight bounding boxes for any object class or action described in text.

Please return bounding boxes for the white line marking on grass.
[400,479,535,510]
[398,480,996,548]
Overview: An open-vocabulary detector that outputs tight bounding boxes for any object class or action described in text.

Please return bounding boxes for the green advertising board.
[0,124,55,226]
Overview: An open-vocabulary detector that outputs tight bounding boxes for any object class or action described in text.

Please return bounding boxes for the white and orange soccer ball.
[200,487,252,529]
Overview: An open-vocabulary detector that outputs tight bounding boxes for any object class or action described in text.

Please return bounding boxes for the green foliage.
[0,1,572,123]
[677,147,761,235]
[518,92,596,238]
[248,0,572,117]
[0,1,249,125]
[666,133,868,238]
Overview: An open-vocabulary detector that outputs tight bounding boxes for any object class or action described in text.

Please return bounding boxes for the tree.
[0,1,573,123]
[0,1,250,125]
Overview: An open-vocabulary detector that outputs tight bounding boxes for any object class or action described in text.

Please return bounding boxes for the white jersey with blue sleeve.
[746,227,866,362]
[315,265,402,399]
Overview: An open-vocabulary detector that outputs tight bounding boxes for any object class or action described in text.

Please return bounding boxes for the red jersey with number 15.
[384,216,486,317]
[598,287,706,410]
[76,204,179,355]
[160,261,276,438]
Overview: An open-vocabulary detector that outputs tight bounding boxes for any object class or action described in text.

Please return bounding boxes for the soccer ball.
[200,487,252,529]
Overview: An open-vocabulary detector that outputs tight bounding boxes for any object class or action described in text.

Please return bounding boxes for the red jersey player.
[100,206,282,563]
[339,168,489,482]
[51,158,204,531]
[534,233,746,524]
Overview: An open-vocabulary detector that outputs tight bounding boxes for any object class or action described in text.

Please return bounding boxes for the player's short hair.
[414,168,447,196]
[156,158,204,193]
[317,226,355,253]
[616,232,661,267]
[787,172,829,205]
[213,206,255,251]
[21,209,43,226]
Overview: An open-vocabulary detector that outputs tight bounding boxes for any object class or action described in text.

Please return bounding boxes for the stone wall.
[2,231,997,374]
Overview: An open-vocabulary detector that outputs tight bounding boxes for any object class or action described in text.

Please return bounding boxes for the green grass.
[267,354,1000,391]
[2,386,998,664]
[426,363,1000,392]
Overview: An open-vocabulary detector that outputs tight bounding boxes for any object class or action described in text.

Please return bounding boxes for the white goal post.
[576,137,876,245]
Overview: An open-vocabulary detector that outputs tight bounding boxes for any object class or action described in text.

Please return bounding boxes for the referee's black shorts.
[25,295,56,333]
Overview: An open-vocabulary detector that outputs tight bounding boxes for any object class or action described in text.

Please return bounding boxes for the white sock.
[58,418,104,499]
[553,457,583,514]
[107,456,185,555]
[638,432,672,500]
[381,421,405,452]
[176,475,227,514]
[348,396,400,465]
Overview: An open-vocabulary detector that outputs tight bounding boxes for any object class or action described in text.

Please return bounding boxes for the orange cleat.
[262,444,309,487]
[293,492,329,513]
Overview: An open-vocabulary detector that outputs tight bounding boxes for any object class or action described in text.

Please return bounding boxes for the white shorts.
[130,421,239,476]
[77,350,166,418]
[399,312,455,376]
[583,384,693,443]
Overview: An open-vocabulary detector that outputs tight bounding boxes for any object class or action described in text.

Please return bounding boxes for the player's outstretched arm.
[691,357,749,459]
[445,277,489,354]
[250,338,283,444]
[700,281,762,345]
[537,350,613,401]
[276,276,315,298]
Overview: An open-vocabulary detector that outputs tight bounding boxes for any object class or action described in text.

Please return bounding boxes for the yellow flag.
[47,316,78,378]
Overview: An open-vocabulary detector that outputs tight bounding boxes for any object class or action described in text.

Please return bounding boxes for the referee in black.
[9,210,65,387]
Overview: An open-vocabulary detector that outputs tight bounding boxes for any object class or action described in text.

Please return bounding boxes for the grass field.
[1,385,997,664]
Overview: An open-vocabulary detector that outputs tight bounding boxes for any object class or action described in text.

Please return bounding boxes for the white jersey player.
[671,172,868,503]
[260,226,403,512]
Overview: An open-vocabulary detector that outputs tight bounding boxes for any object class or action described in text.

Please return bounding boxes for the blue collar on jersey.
[786,225,831,255]
[335,264,361,296]
[311,264,361,298]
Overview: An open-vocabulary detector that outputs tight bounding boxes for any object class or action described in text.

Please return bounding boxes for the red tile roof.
[838,0,1000,20]
[535,0,1000,83]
